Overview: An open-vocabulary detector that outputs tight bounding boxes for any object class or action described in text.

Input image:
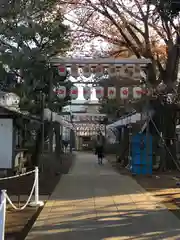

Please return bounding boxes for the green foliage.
[0,0,71,113]
[149,0,180,18]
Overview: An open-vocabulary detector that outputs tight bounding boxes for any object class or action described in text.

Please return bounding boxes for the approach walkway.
[26,152,180,240]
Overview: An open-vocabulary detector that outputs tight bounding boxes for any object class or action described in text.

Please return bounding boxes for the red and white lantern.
[70,86,78,100]
[83,65,91,78]
[120,87,129,99]
[95,86,104,99]
[57,64,67,77]
[95,64,104,77]
[56,86,66,99]
[133,86,142,99]
[107,87,116,99]
[83,86,91,100]
[71,64,79,78]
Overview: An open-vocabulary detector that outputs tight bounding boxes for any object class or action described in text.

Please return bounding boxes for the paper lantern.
[95,64,104,77]
[83,86,91,100]
[132,65,141,80]
[95,86,104,99]
[83,65,91,78]
[133,86,142,99]
[108,65,116,77]
[120,87,129,99]
[56,86,66,99]
[71,64,79,78]
[107,87,116,99]
[119,64,131,77]
[57,65,67,77]
[70,86,78,100]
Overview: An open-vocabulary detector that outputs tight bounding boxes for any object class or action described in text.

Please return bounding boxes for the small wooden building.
[0,104,41,175]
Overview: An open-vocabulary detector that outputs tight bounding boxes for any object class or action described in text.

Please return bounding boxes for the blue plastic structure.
[131,133,152,175]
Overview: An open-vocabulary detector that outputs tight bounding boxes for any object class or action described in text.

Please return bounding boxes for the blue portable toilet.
[131,133,152,175]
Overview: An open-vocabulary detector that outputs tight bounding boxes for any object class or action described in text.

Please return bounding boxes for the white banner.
[0,190,6,240]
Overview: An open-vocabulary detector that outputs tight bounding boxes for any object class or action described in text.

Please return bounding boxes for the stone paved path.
[26,152,180,240]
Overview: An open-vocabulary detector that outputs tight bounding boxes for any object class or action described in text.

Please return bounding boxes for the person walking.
[95,133,104,165]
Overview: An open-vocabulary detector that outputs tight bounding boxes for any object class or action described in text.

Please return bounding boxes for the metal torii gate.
[49,57,152,154]
[50,57,151,101]
[50,57,151,66]
[49,57,152,126]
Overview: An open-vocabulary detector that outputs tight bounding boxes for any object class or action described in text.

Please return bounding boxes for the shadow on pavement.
[26,152,180,239]
[26,206,180,239]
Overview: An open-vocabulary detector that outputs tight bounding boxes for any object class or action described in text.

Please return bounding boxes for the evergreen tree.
[0,0,71,112]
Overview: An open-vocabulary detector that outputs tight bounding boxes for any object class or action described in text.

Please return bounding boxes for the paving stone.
[26,152,180,240]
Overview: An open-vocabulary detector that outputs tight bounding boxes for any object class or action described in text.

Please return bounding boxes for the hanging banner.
[95,64,104,78]
[133,86,142,99]
[95,86,104,99]
[83,86,91,100]
[57,64,67,77]
[120,87,129,99]
[71,64,79,78]
[83,65,91,78]
[108,65,116,77]
[70,86,78,100]
[107,87,116,99]
[56,86,66,99]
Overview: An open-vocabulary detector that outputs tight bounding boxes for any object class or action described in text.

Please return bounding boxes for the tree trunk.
[31,128,42,166]
[54,122,62,161]
[160,104,177,170]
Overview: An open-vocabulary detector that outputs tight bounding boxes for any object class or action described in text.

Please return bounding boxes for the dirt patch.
[108,155,180,219]
[135,174,180,219]
[3,152,74,240]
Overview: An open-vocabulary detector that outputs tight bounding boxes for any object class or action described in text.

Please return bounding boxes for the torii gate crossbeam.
[50,57,151,66]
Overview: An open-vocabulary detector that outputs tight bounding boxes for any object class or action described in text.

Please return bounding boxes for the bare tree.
[63,0,180,84]
[61,0,180,170]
